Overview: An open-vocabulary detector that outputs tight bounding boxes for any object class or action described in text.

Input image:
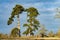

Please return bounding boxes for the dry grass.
[0,37,60,40]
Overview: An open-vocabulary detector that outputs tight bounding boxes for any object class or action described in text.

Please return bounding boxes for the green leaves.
[23,27,33,35]
[11,28,20,37]
[26,7,39,17]
[11,5,24,16]
[7,20,12,25]
[7,17,14,25]
[7,4,40,36]
[7,4,24,25]
[33,19,40,25]
[26,7,37,13]
[33,25,38,30]
[23,7,40,35]
[23,24,29,27]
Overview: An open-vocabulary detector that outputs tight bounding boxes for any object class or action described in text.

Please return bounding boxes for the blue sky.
[0,0,60,35]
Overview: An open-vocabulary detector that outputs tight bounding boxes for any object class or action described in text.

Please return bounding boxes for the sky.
[0,0,60,35]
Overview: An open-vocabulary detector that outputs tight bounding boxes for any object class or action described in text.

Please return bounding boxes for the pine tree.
[7,5,24,37]
[23,7,40,36]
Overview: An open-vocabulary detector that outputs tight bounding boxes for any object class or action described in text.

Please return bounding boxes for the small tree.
[48,31,54,37]
[39,25,47,37]
[10,28,20,37]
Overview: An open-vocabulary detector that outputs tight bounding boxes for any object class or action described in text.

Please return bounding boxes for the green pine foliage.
[7,5,24,25]
[11,28,20,37]
[23,7,40,35]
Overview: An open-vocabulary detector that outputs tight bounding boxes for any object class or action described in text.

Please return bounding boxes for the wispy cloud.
[0,0,60,34]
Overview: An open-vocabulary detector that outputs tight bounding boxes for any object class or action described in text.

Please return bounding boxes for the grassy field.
[0,37,60,40]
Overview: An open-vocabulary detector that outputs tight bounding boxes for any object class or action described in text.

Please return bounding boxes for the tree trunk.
[17,15,21,37]
[19,30,21,37]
